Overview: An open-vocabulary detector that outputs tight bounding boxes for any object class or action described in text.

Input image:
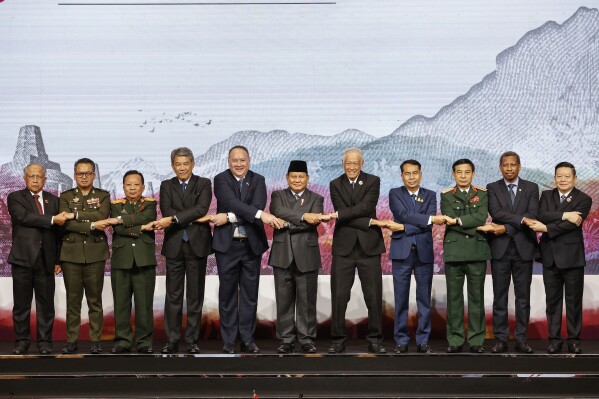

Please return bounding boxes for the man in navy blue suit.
[387,160,446,354]
[211,145,285,354]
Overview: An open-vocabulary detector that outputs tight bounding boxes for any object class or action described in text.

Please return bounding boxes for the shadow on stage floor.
[1,339,599,398]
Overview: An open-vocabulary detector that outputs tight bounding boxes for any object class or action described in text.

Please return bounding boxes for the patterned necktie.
[560,194,567,203]
[181,182,188,241]
[507,184,516,205]
[411,194,417,211]
[294,193,300,202]
[33,194,44,215]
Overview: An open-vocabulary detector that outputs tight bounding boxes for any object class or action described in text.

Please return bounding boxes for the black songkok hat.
[287,160,308,174]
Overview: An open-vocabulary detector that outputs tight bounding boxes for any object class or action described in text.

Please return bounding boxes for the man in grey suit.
[268,160,324,354]
[486,151,540,354]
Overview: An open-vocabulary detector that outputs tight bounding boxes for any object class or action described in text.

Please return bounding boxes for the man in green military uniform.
[60,158,116,354]
[110,170,157,354]
[441,158,492,354]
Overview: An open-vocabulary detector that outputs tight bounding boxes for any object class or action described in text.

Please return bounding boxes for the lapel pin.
[358,181,363,185]
[567,197,572,202]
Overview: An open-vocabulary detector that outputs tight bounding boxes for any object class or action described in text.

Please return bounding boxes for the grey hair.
[170,147,195,164]
[343,147,364,163]
[23,163,46,176]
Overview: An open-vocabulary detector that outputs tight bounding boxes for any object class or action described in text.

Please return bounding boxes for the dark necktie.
[294,193,300,202]
[33,194,44,215]
[507,184,516,205]
[181,182,189,241]
[560,194,567,203]
[239,178,245,194]
[237,178,247,236]
[410,194,417,245]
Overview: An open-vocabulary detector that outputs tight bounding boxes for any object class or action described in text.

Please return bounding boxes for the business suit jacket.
[388,186,436,263]
[538,187,592,269]
[441,185,491,262]
[212,169,268,256]
[8,189,61,272]
[160,174,212,258]
[268,188,324,272]
[111,198,157,268]
[59,187,110,263]
[487,179,540,261]
[329,171,385,256]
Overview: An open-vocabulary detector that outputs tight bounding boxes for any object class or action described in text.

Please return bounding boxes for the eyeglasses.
[75,172,95,178]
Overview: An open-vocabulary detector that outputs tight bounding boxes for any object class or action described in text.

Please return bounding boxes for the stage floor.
[1,339,599,398]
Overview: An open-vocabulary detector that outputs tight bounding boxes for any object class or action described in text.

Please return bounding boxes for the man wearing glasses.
[59,158,118,354]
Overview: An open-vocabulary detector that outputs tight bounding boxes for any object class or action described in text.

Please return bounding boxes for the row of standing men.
[8,146,592,356]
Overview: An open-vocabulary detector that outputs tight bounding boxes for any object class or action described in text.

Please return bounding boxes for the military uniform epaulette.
[441,187,454,194]
[140,198,156,202]
[472,185,487,192]
[63,187,77,193]
[94,188,109,193]
[112,199,126,204]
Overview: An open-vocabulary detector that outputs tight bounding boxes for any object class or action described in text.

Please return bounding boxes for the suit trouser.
[331,243,383,345]
[164,241,207,344]
[491,242,532,343]
[273,261,318,345]
[112,264,156,349]
[215,239,261,345]
[12,253,55,345]
[445,261,486,347]
[543,263,584,344]
[62,261,105,343]
[392,248,433,346]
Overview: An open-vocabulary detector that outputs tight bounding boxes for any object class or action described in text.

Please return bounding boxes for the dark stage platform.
[1,339,599,398]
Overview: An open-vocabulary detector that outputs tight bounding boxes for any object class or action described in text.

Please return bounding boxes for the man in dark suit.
[325,147,387,354]
[154,147,213,354]
[441,159,492,354]
[268,160,324,354]
[7,163,68,355]
[110,170,157,354]
[60,158,115,354]
[486,151,539,354]
[211,145,284,354]
[388,160,446,354]
[529,162,592,354]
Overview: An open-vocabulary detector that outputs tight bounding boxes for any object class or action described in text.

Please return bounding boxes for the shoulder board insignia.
[141,197,156,202]
[473,185,487,192]
[95,188,109,193]
[441,187,454,194]
[112,199,126,204]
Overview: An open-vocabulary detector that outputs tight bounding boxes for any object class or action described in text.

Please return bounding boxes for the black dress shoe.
[417,344,433,354]
[13,342,30,355]
[446,345,463,353]
[491,340,508,353]
[161,342,178,354]
[187,343,200,354]
[222,343,236,354]
[469,345,485,353]
[515,342,534,354]
[547,342,563,354]
[241,342,260,354]
[277,343,295,354]
[90,341,103,354]
[37,343,52,355]
[137,346,154,354]
[394,344,408,354]
[111,346,130,354]
[368,344,387,354]
[62,342,78,354]
[301,343,317,353]
[568,343,582,354]
[328,344,345,354]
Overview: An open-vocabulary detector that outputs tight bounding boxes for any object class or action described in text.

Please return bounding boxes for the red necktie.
[33,194,44,215]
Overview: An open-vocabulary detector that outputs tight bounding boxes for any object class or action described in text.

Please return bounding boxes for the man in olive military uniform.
[60,158,117,354]
[441,159,492,354]
[110,170,157,354]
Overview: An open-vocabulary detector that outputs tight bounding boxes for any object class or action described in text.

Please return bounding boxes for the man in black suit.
[325,147,387,354]
[486,151,540,354]
[268,160,324,354]
[154,147,213,354]
[7,163,69,355]
[211,145,284,354]
[529,162,592,354]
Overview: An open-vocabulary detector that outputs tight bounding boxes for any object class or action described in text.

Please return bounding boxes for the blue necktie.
[560,194,566,203]
[181,182,189,242]
[508,184,516,205]
[411,194,417,245]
